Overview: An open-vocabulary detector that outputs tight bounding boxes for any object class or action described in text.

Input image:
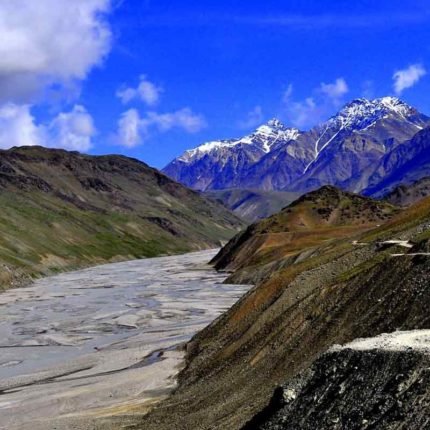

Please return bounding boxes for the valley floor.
[0,250,251,430]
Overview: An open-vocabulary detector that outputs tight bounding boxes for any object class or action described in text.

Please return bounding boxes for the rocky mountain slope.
[204,189,300,222]
[132,188,430,430]
[385,176,430,207]
[246,331,430,430]
[363,126,430,198]
[0,146,244,291]
[164,97,430,199]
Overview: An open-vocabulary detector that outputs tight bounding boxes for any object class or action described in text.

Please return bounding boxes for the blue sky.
[1,0,430,168]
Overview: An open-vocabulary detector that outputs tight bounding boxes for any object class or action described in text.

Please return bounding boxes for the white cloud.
[0,104,43,148]
[361,80,375,99]
[320,78,349,102]
[0,0,112,102]
[282,84,294,103]
[144,108,207,133]
[47,105,96,151]
[0,103,96,151]
[286,97,325,129]
[237,106,264,129]
[115,108,207,148]
[393,64,427,95]
[116,75,162,105]
[134,11,430,30]
[116,109,142,148]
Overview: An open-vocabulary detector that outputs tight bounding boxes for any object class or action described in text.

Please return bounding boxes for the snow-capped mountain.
[163,97,430,196]
[304,97,426,173]
[164,119,303,191]
[324,97,420,132]
[293,97,429,193]
[178,118,300,161]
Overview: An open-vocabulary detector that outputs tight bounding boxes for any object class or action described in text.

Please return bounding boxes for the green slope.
[0,146,244,290]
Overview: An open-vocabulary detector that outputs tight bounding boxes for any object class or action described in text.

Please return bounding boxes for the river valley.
[0,250,250,429]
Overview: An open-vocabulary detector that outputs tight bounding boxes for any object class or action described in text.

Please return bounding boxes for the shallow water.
[0,249,251,429]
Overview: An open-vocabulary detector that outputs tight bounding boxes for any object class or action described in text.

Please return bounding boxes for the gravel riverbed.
[0,249,251,430]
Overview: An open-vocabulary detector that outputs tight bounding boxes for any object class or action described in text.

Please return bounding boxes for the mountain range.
[163,97,430,208]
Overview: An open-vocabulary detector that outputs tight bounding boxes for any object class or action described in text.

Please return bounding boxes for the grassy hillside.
[0,146,244,290]
[134,188,430,430]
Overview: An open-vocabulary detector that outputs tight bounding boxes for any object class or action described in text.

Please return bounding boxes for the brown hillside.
[132,191,430,430]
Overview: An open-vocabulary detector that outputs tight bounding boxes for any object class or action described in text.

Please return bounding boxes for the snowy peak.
[253,119,300,152]
[254,118,293,134]
[303,97,425,174]
[163,95,430,194]
[268,118,282,127]
[256,118,299,135]
[378,96,413,114]
[266,118,287,129]
[325,97,420,132]
[178,119,300,162]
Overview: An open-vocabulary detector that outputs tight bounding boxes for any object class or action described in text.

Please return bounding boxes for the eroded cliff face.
[246,331,430,430]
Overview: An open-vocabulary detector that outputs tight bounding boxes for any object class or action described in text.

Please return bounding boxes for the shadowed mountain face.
[0,146,244,290]
[363,127,430,198]
[163,97,430,198]
[384,176,430,206]
[204,189,300,223]
[385,176,430,207]
[134,188,430,430]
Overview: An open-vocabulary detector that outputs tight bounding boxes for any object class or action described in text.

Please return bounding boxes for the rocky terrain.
[245,331,430,430]
[164,97,430,199]
[131,189,430,430]
[0,146,243,291]
[1,149,429,430]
